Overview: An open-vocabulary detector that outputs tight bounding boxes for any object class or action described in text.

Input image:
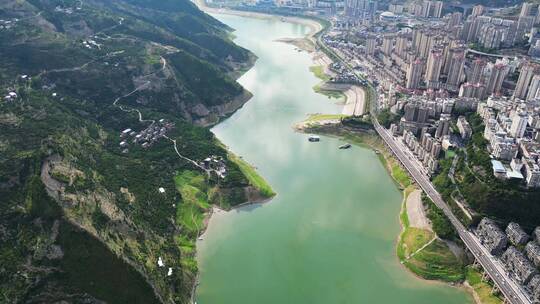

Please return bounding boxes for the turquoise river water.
[196,13,473,304]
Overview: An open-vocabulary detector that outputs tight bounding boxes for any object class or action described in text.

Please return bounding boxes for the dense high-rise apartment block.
[445,48,465,92]
[344,0,377,18]
[471,4,484,17]
[470,58,487,84]
[406,59,424,89]
[514,62,540,99]
[509,110,528,138]
[527,74,540,101]
[485,61,510,96]
[395,34,409,58]
[366,36,377,55]
[425,49,443,88]
[382,35,394,55]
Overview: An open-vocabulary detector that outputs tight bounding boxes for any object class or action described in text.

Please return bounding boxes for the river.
[196,13,472,304]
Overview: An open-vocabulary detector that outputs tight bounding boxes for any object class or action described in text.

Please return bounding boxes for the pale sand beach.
[342,84,366,116]
[406,189,432,231]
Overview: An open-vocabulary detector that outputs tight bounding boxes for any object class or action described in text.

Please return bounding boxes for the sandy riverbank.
[342,85,366,116]
[406,189,432,231]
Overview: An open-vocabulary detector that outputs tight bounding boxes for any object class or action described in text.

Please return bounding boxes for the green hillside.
[0,0,269,303]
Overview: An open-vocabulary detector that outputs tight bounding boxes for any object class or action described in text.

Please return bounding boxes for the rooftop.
[492,160,507,173]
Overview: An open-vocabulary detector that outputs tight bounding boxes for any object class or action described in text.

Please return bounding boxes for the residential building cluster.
[327,62,364,84]
[54,5,82,14]
[3,91,17,102]
[82,39,101,50]
[343,0,378,19]
[0,18,17,30]
[476,217,508,255]
[119,119,175,153]
[477,94,540,187]
[476,218,540,303]
[402,129,441,173]
[384,95,476,174]
[407,1,443,19]
[460,15,517,50]
[200,155,228,179]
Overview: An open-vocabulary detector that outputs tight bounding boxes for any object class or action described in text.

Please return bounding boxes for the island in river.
[194,11,475,304]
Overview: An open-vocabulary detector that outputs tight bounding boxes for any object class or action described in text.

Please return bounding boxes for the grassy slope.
[405,240,465,282]
[171,157,275,274]
[313,85,346,99]
[309,65,346,100]
[466,267,503,304]
[397,190,465,283]
[175,171,211,235]
[173,170,212,275]
[391,161,412,189]
[228,153,275,198]
[305,113,347,122]
[310,65,330,81]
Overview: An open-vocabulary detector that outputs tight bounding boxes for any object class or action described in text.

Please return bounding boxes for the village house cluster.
[0,18,17,30]
[54,5,82,14]
[82,39,101,50]
[3,91,17,102]
[2,75,32,102]
[119,119,175,153]
[476,218,540,303]
[200,155,228,179]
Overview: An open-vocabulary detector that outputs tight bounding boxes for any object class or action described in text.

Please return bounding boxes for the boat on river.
[339,143,351,149]
[308,135,320,142]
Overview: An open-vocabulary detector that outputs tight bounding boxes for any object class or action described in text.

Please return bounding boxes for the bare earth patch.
[406,189,432,231]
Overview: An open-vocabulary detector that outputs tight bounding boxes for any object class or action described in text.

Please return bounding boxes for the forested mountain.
[0,0,266,303]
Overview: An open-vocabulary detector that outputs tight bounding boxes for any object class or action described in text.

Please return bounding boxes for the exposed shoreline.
[406,188,432,231]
